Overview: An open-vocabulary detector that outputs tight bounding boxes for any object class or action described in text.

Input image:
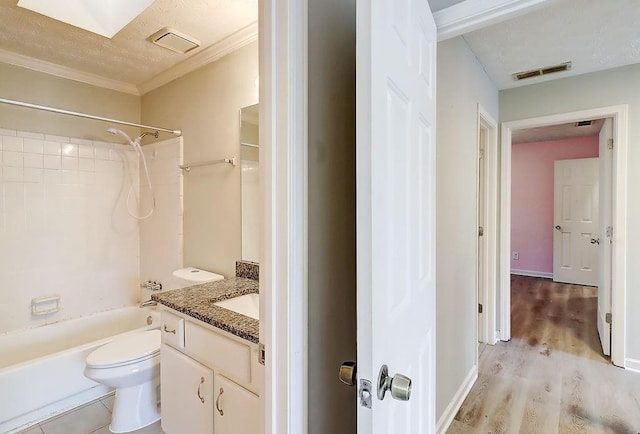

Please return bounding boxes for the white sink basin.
[214,293,259,320]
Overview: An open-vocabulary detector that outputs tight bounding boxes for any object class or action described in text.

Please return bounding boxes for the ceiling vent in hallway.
[150,28,200,54]
[512,61,572,81]
[575,120,594,127]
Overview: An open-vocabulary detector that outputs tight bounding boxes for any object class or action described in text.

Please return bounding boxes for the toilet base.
[109,380,160,433]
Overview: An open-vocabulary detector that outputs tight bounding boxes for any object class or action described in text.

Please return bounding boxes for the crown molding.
[138,21,259,95]
[0,48,140,95]
[434,0,558,41]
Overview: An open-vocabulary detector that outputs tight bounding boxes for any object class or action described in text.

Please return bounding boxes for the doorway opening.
[498,105,628,368]
[476,104,498,351]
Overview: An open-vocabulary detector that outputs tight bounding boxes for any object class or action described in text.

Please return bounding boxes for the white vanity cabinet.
[160,308,262,434]
[214,374,262,434]
[161,344,214,434]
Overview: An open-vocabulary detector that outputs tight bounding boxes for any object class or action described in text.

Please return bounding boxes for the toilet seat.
[87,330,160,369]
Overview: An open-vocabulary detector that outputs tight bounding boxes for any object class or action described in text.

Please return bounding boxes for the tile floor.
[17,394,163,434]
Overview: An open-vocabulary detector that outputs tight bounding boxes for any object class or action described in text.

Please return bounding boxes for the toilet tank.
[172,267,224,288]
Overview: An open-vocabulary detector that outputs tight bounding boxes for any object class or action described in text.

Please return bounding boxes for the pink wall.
[511,136,599,274]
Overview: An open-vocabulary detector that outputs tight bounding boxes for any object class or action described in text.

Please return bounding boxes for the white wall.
[0,128,139,333]
[436,37,499,425]
[139,137,184,297]
[500,63,640,365]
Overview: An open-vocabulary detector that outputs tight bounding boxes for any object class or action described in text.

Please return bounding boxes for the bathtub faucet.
[139,299,157,308]
[140,280,162,291]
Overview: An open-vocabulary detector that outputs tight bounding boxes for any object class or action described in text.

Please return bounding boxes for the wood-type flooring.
[448,275,640,433]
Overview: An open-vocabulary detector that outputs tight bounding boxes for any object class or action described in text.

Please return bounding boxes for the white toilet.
[84,330,161,433]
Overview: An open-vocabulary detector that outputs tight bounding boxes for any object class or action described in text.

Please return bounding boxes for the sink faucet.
[140,299,157,308]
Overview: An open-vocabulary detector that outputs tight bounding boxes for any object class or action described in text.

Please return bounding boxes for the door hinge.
[478,303,483,314]
[478,226,484,237]
[258,342,265,365]
[606,313,612,324]
[607,138,614,150]
[606,226,613,238]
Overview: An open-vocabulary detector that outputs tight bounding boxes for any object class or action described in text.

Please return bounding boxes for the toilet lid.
[87,330,161,368]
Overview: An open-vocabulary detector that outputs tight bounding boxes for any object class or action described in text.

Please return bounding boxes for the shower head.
[107,127,135,145]
[108,128,157,146]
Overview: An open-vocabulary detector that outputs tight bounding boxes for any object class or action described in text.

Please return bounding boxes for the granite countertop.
[151,277,259,344]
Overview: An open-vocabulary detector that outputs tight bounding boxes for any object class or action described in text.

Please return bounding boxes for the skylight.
[17,0,156,38]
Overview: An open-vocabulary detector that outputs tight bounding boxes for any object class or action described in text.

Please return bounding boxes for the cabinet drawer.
[161,310,185,348]
[186,321,252,385]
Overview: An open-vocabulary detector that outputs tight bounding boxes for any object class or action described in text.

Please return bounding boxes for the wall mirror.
[240,104,260,263]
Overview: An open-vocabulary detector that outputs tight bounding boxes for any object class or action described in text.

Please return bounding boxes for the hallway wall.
[436,36,499,428]
[307,0,357,432]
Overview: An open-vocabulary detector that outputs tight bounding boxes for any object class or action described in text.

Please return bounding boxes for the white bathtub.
[0,306,159,433]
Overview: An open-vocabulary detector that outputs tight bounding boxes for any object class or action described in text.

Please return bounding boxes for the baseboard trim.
[436,364,478,434]
[625,358,640,373]
[511,269,552,279]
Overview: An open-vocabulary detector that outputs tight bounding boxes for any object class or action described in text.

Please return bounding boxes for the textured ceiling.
[463,0,640,89]
[0,0,257,86]
[2,0,638,94]
[512,119,605,144]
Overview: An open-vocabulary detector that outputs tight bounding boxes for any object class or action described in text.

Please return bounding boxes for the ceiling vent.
[575,120,594,127]
[512,61,572,81]
[150,28,200,54]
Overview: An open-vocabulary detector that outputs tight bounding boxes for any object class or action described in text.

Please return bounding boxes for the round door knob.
[389,373,412,401]
[555,225,562,231]
[377,364,412,401]
[339,361,357,386]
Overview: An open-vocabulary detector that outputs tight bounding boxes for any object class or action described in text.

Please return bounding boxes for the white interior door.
[553,158,599,286]
[356,0,436,432]
[598,118,613,356]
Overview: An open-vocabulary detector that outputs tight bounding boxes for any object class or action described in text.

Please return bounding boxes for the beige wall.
[436,36,499,423]
[0,62,140,141]
[500,63,640,364]
[142,42,259,277]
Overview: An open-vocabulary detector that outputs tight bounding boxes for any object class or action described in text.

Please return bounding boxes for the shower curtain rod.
[0,97,182,136]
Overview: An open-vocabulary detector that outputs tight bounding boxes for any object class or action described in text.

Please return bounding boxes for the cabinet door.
[214,374,262,434]
[161,344,213,434]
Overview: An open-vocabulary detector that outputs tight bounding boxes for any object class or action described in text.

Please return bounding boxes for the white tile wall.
[0,129,140,333]
[139,137,184,297]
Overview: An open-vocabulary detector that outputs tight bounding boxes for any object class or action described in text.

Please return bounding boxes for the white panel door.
[553,158,599,286]
[597,118,613,356]
[356,0,436,432]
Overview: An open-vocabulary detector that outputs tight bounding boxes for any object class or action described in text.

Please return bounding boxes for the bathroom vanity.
[152,277,262,434]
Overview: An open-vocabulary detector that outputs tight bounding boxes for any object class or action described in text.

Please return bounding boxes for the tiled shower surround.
[140,138,184,295]
[0,128,183,334]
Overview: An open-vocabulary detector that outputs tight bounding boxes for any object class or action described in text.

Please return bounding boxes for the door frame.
[498,105,628,367]
[260,0,309,433]
[477,104,499,346]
